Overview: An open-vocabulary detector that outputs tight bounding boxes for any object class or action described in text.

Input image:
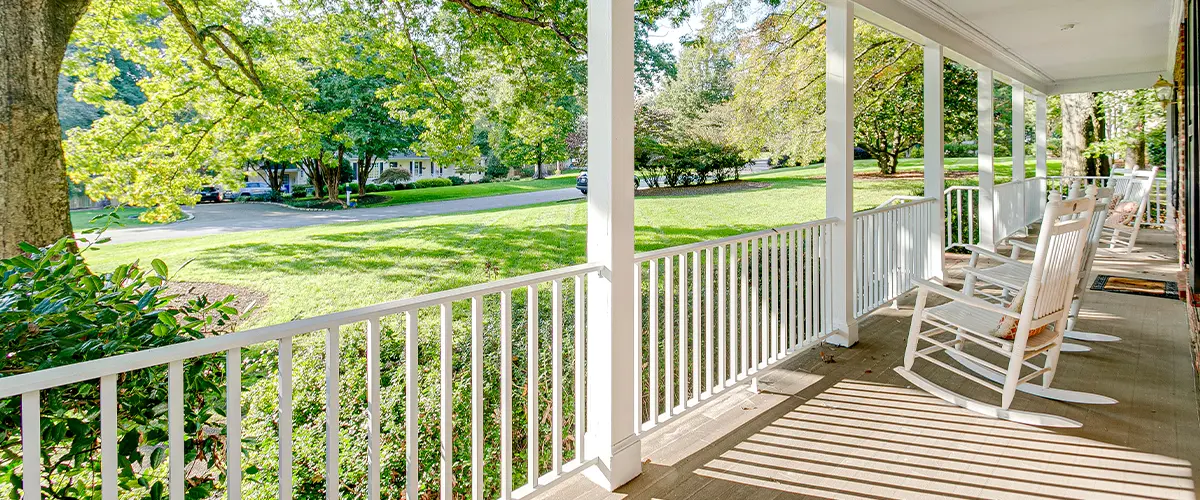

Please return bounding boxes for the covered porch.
[540,228,1199,500]
[6,0,1198,498]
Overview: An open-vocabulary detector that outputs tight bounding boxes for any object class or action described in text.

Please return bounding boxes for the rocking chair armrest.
[912,277,1020,318]
[1008,240,1036,258]
[962,245,1023,266]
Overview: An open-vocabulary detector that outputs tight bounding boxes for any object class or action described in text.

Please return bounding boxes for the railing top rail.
[875,195,925,209]
[1048,174,1167,180]
[0,261,603,398]
[853,196,936,219]
[943,185,980,193]
[632,217,839,263]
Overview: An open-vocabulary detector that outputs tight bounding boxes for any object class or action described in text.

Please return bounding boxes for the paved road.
[100,187,584,244]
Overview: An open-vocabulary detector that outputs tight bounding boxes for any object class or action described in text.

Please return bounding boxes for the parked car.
[239,182,272,197]
[198,186,225,203]
[576,171,639,195]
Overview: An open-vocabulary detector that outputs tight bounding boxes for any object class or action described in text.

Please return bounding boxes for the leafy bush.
[483,157,509,180]
[635,137,746,188]
[0,220,241,498]
[413,178,453,189]
[365,183,391,193]
[378,168,412,184]
[392,182,413,190]
[945,142,977,158]
[238,193,282,203]
[518,167,535,178]
[448,175,465,186]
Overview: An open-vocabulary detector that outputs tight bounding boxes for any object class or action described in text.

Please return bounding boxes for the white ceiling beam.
[847,0,1054,94]
[1051,72,1164,95]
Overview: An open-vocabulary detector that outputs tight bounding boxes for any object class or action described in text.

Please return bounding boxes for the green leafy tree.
[727,1,977,174]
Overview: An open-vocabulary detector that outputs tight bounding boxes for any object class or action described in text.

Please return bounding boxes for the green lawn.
[71,206,151,230]
[87,158,1033,328]
[354,174,579,208]
[792,156,1063,183]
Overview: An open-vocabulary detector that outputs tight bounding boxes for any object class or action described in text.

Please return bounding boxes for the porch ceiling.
[853,0,1183,95]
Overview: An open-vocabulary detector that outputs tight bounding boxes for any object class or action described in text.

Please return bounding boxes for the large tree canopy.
[2,0,688,251]
[725,0,977,173]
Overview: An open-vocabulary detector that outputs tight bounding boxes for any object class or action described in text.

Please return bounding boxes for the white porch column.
[977,68,996,250]
[1035,93,1048,178]
[825,0,857,346]
[1011,84,1025,183]
[585,0,640,489]
[923,41,945,279]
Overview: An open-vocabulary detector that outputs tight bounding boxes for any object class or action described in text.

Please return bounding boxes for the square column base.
[826,323,859,347]
[584,433,642,491]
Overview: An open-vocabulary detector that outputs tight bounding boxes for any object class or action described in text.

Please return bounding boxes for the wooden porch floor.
[543,229,1200,500]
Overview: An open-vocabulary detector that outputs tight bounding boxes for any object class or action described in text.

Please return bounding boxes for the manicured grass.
[70,206,151,230]
[788,156,1064,183]
[353,174,579,208]
[86,159,1038,327]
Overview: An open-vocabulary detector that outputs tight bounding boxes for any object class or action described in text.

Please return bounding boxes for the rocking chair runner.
[894,193,1098,428]
[963,186,1120,345]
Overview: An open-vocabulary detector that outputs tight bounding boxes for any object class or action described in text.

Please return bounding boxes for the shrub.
[413,178,454,189]
[636,137,746,187]
[945,142,977,158]
[519,166,535,178]
[393,182,413,190]
[378,167,412,184]
[448,175,465,186]
[365,183,389,193]
[0,223,240,498]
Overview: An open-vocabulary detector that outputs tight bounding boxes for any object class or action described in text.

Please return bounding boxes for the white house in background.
[243,153,480,192]
[354,153,481,183]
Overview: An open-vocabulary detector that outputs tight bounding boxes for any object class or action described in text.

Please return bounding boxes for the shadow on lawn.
[192,221,779,289]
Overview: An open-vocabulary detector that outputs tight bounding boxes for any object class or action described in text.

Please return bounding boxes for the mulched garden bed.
[165,281,267,334]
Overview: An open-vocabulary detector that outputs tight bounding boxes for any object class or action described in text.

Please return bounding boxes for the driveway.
[99,187,583,244]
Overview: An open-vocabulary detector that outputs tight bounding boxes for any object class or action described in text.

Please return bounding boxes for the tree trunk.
[357,153,373,196]
[326,146,345,204]
[1060,93,1092,177]
[1,0,90,258]
[534,143,545,180]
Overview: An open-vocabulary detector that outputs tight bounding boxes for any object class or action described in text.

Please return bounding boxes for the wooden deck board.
[540,229,1199,499]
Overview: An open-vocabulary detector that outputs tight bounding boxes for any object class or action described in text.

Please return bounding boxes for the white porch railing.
[3,263,603,499]
[7,212,960,499]
[943,185,979,249]
[632,218,838,433]
[853,197,940,318]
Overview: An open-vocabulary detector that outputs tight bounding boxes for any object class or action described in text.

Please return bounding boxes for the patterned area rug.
[1090,275,1180,299]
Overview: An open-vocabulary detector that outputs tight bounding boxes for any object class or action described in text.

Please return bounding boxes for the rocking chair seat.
[964,262,1029,291]
[925,301,1060,352]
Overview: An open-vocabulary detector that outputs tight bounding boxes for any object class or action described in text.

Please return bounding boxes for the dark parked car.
[576,171,639,195]
[198,186,225,203]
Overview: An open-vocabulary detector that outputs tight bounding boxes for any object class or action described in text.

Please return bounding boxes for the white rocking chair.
[1104,167,1158,253]
[963,186,1120,346]
[894,193,1099,428]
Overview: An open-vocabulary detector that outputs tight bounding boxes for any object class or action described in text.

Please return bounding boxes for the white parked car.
[239,182,273,197]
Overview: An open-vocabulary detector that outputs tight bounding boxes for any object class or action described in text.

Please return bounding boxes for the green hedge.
[413,178,454,189]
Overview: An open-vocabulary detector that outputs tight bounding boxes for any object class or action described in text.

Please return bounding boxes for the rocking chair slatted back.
[1077,187,1114,290]
[1023,194,1097,323]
